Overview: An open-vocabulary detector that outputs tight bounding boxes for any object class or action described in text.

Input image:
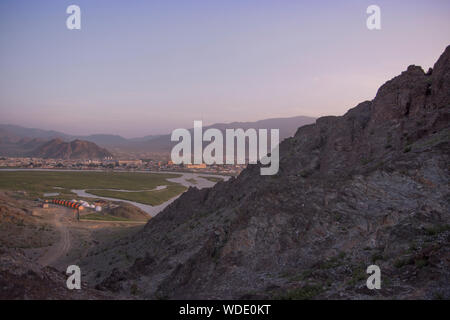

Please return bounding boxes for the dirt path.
[80,219,147,224]
[37,210,71,268]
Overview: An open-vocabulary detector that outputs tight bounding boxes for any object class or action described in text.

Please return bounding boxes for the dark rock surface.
[107,203,151,221]
[0,248,112,300]
[96,46,450,300]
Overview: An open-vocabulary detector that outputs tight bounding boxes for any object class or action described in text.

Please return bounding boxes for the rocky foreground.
[0,248,112,300]
[95,46,450,300]
[0,192,143,300]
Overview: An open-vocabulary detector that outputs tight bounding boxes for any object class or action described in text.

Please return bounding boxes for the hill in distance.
[29,138,113,160]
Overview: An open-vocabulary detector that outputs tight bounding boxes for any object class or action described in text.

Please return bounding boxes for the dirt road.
[37,209,71,268]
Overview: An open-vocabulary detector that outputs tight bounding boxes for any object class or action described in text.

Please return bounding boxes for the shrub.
[415,259,428,268]
[278,285,323,300]
[130,283,139,295]
[371,252,384,263]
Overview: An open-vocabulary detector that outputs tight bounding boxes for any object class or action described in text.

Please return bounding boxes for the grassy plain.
[86,184,186,206]
[80,213,131,222]
[0,171,185,205]
[199,176,224,183]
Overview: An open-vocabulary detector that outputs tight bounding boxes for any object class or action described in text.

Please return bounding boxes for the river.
[0,169,230,216]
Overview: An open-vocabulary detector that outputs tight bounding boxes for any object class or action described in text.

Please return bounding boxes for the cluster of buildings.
[0,157,115,170]
[0,157,245,175]
[116,160,245,175]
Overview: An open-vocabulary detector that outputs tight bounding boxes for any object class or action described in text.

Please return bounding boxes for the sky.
[0,0,449,138]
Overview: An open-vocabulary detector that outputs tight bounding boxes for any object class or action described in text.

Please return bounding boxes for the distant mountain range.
[0,115,316,158]
[137,115,317,153]
[0,124,72,141]
[0,124,148,147]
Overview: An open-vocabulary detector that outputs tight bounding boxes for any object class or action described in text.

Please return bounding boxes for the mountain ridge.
[0,115,316,156]
[90,45,450,299]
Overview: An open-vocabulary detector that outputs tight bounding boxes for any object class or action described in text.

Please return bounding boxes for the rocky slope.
[0,192,111,299]
[92,46,450,300]
[107,203,151,222]
[29,138,113,160]
[0,248,112,300]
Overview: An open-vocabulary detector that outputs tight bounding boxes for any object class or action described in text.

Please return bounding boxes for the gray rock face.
[97,46,450,300]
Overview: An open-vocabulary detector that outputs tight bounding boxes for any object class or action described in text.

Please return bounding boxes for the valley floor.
[0,191,143,299]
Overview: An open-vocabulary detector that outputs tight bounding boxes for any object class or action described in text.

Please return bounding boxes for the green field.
[185,178,198,184]
[86,184,186,206]
[199,176,224,183]
[80,213,132,222]
[0,171,186,205]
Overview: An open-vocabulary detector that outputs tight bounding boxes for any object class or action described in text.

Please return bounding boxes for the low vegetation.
[80,213,131,222]
[199,176,224,183]
[185,178,198,184]
[276,285,323,300]
[0,171,185,205]
[86,184,187,206]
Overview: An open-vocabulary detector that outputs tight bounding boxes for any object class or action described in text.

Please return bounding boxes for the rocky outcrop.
[96,46,450,300]
[107,203,151,222]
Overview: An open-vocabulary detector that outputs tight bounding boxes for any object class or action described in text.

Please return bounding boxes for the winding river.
[0,169,230,216]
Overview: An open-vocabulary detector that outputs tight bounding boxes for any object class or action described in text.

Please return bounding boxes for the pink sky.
[0,0,449,137]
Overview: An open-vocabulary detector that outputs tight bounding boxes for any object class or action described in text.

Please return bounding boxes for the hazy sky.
[1,0,449,137]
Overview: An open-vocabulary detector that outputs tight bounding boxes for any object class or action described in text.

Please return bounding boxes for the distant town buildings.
[118,159,143,167]
[186,163,207,169]
[0,156,245,175]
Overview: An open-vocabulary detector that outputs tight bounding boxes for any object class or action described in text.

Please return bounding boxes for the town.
[0,156,245,176]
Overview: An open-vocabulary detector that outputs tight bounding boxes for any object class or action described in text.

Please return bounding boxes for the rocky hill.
[29,138,113,160]
[107,203,151,222]
[89,46,450,300]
